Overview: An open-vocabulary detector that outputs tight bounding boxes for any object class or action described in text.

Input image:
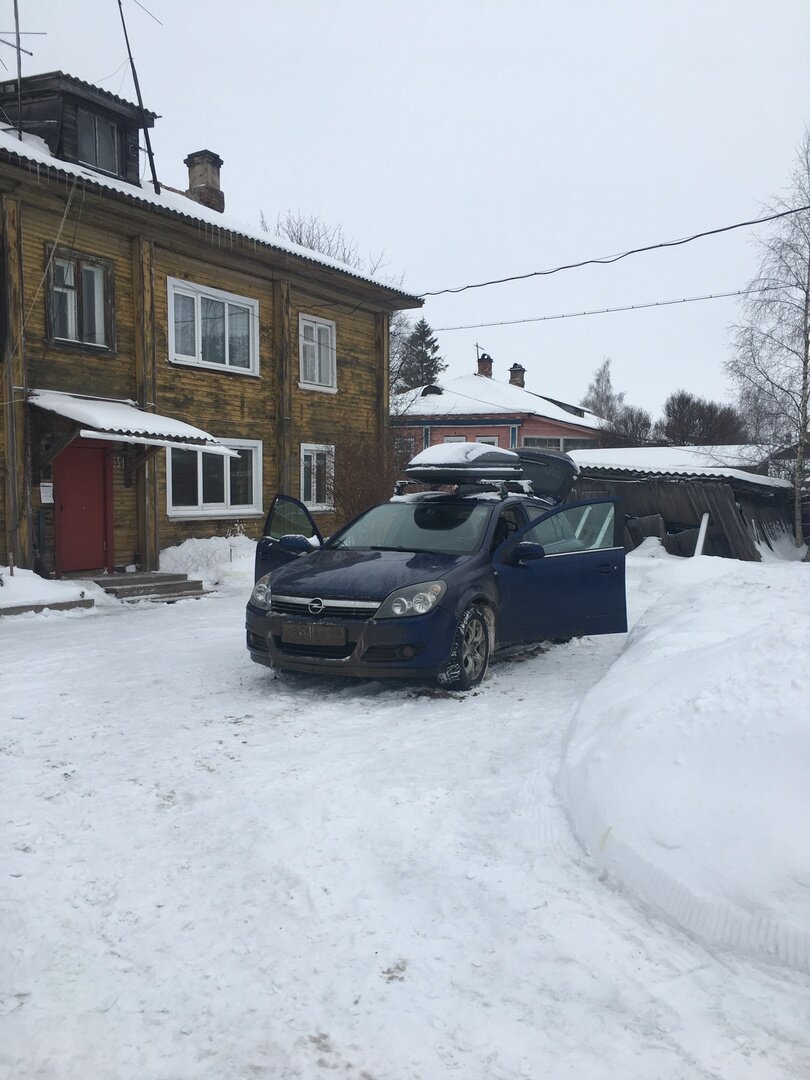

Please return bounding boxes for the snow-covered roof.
[30,389,236,456]
[0,128,419,302]
[396,374,603,430]
[569,445,792,489]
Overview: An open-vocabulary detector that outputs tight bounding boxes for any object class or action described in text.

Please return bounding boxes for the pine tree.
[396,318,447,390]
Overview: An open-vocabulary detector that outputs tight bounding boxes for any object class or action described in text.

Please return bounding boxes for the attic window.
[77,108,120,176]
[421,384,443,396]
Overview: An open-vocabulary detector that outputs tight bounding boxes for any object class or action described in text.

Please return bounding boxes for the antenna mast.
[13,0,22,139]
[116,0,160,193]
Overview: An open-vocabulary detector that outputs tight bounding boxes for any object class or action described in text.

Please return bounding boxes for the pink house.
[392,354,602,457]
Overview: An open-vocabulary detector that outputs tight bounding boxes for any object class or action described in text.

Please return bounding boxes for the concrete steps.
[94,572,209,604]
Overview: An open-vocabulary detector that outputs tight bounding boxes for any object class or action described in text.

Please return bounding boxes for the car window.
[491,507,525,550]
[265,497,318,540]
[329,501,493,555]
[524,502,616,555]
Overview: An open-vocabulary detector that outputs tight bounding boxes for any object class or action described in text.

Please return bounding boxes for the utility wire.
[433,286,778,333]
[420,205,810,297]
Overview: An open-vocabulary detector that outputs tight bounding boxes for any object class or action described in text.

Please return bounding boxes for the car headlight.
[250,575,272,608]
[376,580,446,619]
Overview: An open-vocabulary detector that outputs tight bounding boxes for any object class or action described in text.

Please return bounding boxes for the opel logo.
[308,598,325,615]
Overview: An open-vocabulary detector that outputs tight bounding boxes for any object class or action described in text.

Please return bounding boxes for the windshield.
[329,501,492,555]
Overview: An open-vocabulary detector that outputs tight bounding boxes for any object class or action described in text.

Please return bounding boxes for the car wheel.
[437,606,491,690]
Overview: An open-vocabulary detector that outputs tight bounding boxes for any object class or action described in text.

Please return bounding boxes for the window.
[167,439,262,518]
[168,278,259,375]
[49,252,112,348]
[443,436,466,443]
[299,314,336,391]
[77,109,121,175]
[300,443,334,510]
[524,502,616,556]
[523,436,563,450]
[563,438,596,451]
[476,436,499,446]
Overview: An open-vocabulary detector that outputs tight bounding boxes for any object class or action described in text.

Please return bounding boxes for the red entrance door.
[54,443,110,574]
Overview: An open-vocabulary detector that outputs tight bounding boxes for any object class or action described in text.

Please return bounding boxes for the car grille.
[271,595,380,620]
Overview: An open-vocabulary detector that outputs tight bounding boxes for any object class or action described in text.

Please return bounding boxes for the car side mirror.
[278,533,312,554]
[512,540,546,564]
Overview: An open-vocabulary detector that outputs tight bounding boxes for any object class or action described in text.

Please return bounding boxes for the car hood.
[270,547,471,600]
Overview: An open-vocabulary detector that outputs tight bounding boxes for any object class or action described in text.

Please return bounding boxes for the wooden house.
[392,353,602,456]
[0,72,420,577]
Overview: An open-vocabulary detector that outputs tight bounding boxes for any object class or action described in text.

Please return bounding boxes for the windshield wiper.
[368,545,436,554]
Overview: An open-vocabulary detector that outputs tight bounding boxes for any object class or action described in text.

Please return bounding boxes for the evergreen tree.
[396,318,447,390]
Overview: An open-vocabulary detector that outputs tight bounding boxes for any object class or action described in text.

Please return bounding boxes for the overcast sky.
[11,0,810,415]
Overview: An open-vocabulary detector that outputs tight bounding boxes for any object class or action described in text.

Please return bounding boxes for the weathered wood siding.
[1,156,419,573]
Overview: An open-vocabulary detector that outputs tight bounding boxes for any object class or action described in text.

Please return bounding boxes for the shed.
[568,446,793,561]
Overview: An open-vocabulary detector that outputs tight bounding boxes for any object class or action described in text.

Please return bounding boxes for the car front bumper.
[245,601,458,679]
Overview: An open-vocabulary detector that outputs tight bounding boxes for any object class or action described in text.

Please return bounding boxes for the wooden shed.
[568,446,793,561]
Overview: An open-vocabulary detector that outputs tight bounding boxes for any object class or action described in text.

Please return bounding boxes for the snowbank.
[559,542,810,971]
[0,566,103,613]
[159,533,256,590]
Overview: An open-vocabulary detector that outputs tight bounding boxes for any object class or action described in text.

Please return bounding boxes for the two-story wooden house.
[0,72,420,577]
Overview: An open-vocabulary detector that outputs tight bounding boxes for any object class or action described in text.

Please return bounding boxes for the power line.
[433,286,776,333]
[419,206,810,297]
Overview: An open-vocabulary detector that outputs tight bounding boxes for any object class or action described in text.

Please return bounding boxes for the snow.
[30,389,228,449]
[0,565,108,612]
[2,538,810,1077]
[397,373,604,429]
[569,445,792,489]
[0,129,411,293]
[408,441,519,466]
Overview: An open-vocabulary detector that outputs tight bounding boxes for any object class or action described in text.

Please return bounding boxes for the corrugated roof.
[569,445,792,490]
[30,389,235,455]
[0,128,420,304]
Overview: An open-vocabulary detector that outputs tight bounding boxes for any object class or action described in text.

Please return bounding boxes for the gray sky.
[12,0,810,415]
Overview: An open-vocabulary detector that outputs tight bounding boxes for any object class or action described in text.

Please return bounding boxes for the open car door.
[254,494,323,582]
[494,498,627,645]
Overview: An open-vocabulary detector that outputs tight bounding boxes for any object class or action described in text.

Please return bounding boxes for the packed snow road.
[2,549,809,1079]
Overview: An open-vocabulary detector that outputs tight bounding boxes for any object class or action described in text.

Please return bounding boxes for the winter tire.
[436,606,491,690]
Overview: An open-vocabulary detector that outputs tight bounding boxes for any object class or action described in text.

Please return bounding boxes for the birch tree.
[727,132,810,546]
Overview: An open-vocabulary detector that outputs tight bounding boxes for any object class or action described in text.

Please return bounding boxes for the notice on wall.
[40,482,54,505]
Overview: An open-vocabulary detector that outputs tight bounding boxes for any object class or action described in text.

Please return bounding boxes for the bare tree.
[262,209,388,276]
[726,131,810,546]
[599,404,655,447]
[653,390,748,446]
[581,358,625,421]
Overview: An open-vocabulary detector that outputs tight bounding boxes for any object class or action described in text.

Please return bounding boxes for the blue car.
[245,448,627,690]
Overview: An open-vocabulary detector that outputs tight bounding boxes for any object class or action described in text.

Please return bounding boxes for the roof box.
[405,442,523,484]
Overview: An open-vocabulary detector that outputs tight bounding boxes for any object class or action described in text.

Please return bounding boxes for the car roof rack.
[392,477,512,500]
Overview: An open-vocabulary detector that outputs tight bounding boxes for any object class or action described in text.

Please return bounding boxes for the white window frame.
[300,443,335,511]
[476,436,499,446]
[166,438,263,520]
[167,277,259,376]
[298,314,337,392]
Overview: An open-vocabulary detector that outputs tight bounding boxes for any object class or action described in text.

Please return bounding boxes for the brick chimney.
[509,363,526,388]
[477,352,493,378]
[184,149,224,213]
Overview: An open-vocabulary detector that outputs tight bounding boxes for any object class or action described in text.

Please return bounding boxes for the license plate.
[281,621,346,647]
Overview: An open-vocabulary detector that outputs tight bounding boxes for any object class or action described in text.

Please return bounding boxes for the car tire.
[436,606,491,691]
